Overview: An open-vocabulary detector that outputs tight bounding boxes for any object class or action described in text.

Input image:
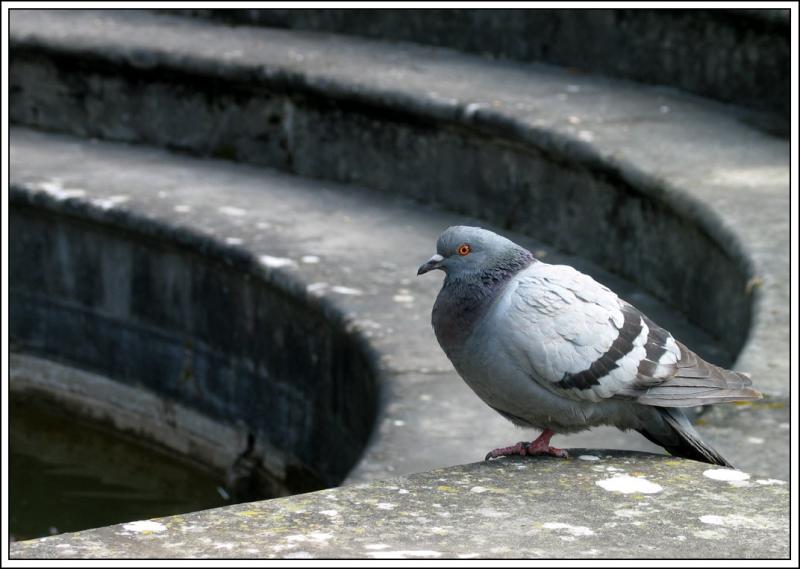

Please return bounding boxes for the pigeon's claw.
[485,441,530,461]
[484,429,569,461]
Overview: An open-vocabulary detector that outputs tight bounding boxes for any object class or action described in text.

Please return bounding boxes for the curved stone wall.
[9,192,380,497]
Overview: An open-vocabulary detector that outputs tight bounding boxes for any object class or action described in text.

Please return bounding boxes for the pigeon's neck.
[433,249,534,354]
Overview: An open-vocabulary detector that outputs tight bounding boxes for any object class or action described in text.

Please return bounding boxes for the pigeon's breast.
[432,293,478,355]
[432,277,511,358]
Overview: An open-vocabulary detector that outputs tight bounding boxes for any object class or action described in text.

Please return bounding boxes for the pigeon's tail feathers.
[636,342,762,407]
[638,407,734,467]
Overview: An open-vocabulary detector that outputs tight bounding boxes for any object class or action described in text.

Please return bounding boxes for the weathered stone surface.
[10,452,789,559]
[176,8,791,119]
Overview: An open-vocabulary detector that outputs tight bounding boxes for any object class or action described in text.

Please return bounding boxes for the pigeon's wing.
[504,263,760,406]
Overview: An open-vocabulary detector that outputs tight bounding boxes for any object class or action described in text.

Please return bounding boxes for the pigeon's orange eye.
[458,244,471,256]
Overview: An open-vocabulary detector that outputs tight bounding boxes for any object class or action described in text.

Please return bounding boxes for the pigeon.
[417,226,761,467]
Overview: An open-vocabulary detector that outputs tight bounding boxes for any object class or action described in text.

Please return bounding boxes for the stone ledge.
[9,452,790,559]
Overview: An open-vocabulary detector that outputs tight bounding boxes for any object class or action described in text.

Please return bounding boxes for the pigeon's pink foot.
[484,429,568,461]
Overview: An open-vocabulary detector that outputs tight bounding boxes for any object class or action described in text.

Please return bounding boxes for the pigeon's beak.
[417,254,444,276]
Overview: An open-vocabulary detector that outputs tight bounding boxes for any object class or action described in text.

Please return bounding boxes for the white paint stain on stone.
[543,522,595,537]
[746,436,765,444]
[464,102,486,118]
[213,542,235,550]
[398,489,409,494]
[301,255,321,264]
[93,195,129,210]
[331,285,363,295]
[319,510,339,517]
[218,206,247,216]
[578,455,600,461]
[596,475,663,494]
[393,420,405,427]
[306,282,328,295]
[122,520,167,533]
[393,294,415,303]
[755,478,787,486]
[469,486,488,493]
[37,179,86,200]
[699,514,761,529]
[376,502,396,510]
[259,255,296,269]
[703,469,750,482]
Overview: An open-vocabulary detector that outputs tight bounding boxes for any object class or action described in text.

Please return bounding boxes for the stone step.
[9,451,789,559]
[9,9,790,403]
[173,7,791,119]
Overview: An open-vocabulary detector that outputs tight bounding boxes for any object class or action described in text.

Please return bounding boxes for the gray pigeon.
[418,226,761,467]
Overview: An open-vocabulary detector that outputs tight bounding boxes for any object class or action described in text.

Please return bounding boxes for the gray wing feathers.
[636,341,761,407]
[508,263,760,407]
[634,315,676,386]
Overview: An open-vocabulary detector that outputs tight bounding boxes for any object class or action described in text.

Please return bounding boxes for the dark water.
[10,395,233,541]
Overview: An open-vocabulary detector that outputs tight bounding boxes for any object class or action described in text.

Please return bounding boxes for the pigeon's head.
[417,226,533,279]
